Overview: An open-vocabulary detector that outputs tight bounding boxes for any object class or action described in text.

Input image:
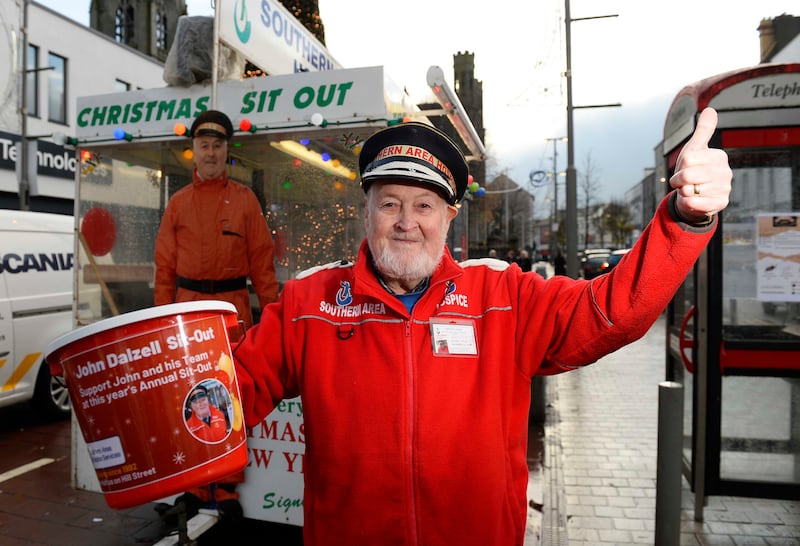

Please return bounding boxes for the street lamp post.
[564,0,619,278]
[564,0,577,277]
[545,136,567,256]
[18,0,30,211]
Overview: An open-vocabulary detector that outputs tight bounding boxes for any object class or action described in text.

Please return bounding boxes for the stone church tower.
[453,51,485,187]
[89,0,187,61]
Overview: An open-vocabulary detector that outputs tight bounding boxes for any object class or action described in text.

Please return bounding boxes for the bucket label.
[89,436,125,469]
[59,313,246,500]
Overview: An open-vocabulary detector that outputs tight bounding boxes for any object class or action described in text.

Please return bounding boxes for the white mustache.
[391,234,423,243]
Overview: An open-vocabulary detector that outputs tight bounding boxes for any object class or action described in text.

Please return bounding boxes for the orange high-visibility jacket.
[154,170,278,327]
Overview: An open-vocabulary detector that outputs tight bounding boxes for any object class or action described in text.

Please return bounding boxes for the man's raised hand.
[670,107,732,223]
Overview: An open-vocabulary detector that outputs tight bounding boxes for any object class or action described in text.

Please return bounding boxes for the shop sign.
[238,397,305,525]
[712,73,800,110]
[218,0,342,75]
[75,66,386,141]
[0,130,76,180]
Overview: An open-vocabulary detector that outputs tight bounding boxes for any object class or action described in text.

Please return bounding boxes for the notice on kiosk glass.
[757,213,800,302]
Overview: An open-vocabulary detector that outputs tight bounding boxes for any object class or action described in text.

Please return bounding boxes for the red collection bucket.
[44,301,248,509]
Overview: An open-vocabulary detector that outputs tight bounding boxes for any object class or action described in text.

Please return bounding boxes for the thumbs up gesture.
[669,107,732,223]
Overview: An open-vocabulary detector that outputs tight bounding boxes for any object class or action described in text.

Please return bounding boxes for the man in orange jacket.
[154,110,279,521]
[154,109,278,328]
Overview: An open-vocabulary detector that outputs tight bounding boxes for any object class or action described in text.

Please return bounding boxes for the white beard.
[371,241,444,283]
[364,188,453,286]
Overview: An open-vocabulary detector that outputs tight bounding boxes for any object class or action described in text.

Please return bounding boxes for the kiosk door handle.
[679,305,696,374]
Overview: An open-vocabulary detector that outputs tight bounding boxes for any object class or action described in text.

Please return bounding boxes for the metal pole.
[545,137,564,256]
[656,381,684,546]
[564,0,578,278]
[563,3,619,278]
[211,2,220,109]
[694,250,710,522]
[529,376,546,424]
[553,138,558,253]
[18,0,30,211]
[504,188,509,244]
[464,200,469,260]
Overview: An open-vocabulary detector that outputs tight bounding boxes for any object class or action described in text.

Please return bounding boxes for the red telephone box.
[663,63,800,519]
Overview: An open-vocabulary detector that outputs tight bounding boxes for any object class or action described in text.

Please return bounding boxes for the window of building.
[155,1,168,56]
[25,43,39,118]
[47,53,66,124]
[115,79,131,92]
[115,1,135,45]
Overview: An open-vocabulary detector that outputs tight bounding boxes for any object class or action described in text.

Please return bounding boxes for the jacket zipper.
[405,318,419,545]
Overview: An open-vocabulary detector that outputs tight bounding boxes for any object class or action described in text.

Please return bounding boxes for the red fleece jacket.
[233,192,715,546]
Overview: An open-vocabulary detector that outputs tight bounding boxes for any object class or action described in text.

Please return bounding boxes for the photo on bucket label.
[184,379,233,443]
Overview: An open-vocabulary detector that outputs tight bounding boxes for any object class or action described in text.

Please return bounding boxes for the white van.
[0,210,75,418]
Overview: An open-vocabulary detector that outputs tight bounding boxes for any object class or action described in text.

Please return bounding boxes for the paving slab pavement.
[541,314,800,545]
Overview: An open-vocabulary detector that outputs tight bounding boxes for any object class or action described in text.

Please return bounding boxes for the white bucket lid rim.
[45,300,238,361]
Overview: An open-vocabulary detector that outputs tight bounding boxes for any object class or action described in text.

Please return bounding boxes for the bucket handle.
[229,319,247,354]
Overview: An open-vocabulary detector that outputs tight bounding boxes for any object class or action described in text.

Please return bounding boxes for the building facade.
[1,1,166,213]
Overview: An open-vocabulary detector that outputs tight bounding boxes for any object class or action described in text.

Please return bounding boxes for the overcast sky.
[37,0,797,207]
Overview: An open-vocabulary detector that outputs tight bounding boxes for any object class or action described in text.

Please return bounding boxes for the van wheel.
[32,363,71,420]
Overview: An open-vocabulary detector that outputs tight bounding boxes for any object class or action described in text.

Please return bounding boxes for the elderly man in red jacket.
[234,109,731,545]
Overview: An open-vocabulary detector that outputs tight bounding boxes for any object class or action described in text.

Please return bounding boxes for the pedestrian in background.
[233,110,731,545]
[554,251,567,276]
[153,109,279,521]
[518,249,532,272]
